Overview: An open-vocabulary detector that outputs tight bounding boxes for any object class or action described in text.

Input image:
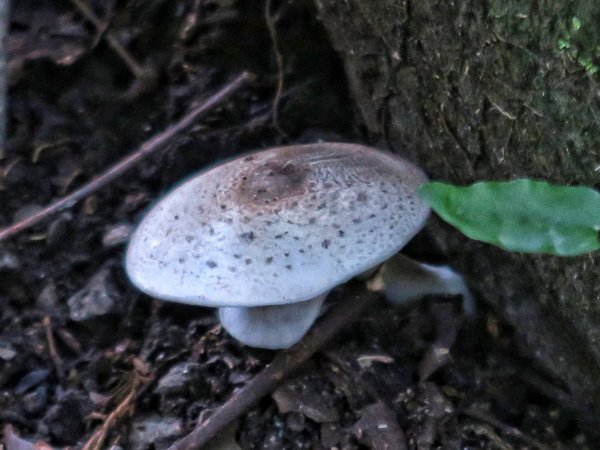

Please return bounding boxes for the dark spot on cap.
[235,156,310,206]
[322,239,331,249]
[206,260,218,268]
[240,231,255,242]
[357,192,367,202]
[285,264,292,270]
[266,256,273,264]
[308,217,316,224]
[245,258,252,265]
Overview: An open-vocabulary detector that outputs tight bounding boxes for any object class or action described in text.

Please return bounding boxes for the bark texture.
[314,0,600,410]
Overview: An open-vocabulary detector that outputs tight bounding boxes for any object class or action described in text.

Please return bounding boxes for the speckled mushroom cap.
[125,143,429,307]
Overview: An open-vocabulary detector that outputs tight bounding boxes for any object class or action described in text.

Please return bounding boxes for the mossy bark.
[315,0,600,411]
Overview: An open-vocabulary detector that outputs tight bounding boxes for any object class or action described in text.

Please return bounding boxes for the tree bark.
[314,0,600,411]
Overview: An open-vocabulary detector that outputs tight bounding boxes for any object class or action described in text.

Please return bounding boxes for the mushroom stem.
[368,254,475,315]
[218,292,329,349]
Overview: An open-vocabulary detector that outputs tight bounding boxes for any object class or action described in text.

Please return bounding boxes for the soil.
[0,1,596,449]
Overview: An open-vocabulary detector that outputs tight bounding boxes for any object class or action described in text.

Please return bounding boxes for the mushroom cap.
[125,143,429,307]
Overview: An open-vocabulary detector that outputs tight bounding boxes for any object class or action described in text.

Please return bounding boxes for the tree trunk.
[314,0,600,412]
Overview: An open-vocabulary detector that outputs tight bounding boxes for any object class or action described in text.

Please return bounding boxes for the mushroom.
[125,143,432,349]
[368,253,475,315]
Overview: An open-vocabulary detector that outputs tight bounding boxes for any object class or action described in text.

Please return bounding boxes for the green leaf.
[418,179,600,256]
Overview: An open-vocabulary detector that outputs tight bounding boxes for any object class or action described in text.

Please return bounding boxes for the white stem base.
[369,254,475,315]
[218,292,329,349]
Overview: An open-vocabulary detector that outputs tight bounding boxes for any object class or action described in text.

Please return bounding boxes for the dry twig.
[69,0,150,82]
[42,315,65,382]
[0,72,253,243]
[81,358,153,450]
[167,287,377,450]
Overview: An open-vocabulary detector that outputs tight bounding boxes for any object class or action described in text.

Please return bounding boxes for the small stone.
[44,390,91,445]
[155,362,200,396]
[22,384,48,415]
[351,402,406,449]
[320,422,345,448]
[68,267,119,321]
[0,250,20,271]
[286,412,306,432]
[15,369,50,395]
[128,415,184,450]
[37,282,59,310]
[46,212,73,249]
[0,345,17,360]
[102,223,133,248]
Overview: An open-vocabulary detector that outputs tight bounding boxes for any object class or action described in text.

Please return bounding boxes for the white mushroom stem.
[218,292,329,349]
[368,254,475,315]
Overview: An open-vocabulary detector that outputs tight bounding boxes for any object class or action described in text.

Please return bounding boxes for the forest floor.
[0,1,596,449]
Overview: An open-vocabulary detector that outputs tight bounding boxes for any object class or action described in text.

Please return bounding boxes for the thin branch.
[167,287,377,450]
[0,72,253,243]
[43,315,65,382]
[81,358,153,450]
[69,0,149,80]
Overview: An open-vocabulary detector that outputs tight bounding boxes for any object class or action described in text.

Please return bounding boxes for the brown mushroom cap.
[125,143,429,307]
